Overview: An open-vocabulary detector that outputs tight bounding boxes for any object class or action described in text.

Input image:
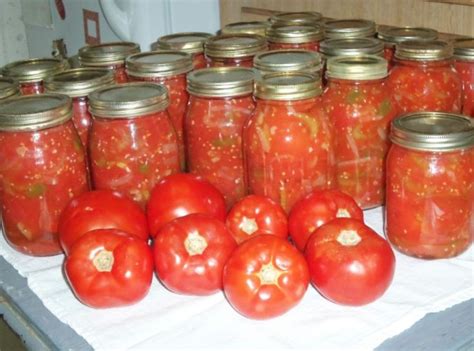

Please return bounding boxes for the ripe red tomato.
[147,173,227,238]
[305,218,395,306]
[64,229,153,308]
[223,235,309,319]
[288,189,363,251]
[59,190,149,255]
[153,213,237,295]
[225,195,288,244]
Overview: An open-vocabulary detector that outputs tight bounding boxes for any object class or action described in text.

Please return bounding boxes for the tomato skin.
[288,189,363,251]
[59,190,149,255]
[223,235,309,319]
[305,218,395,306]
[64,229,153,308]
[153,213,237,295]
[225,195,288,244]
[147,173,227,238]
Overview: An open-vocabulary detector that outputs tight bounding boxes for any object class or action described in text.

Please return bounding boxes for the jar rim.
[78,41,140,66]
[187,67,255,97]
[154,32,212,54]
[254,72,322,100]
[44,68,115,97]
[205,34,268,58]
[2,58,68,83]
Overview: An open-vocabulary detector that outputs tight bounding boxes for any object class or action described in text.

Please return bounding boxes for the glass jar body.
[83,63,128,83]
[0,121,89,256]
[192,53,208,69]
[454,59,474,118]
[206,56,255,68]
[385,144,473,259]
[20,81,44,95]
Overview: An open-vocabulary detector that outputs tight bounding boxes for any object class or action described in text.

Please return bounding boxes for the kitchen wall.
[0,0,29,67]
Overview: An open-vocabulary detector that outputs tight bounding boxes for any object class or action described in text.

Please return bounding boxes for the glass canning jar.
[266,25,324,51]
[221,21,270,37]
[153,32,212,69]
[453,38,474,118]
[1,58,68,95]
[324,55,398,209]
[204,34,267,68]
[0,78,20,100]
[0,94,89,256]
[78,41,140,83]
[126,51,194,170]
[244,72,335,213]
[88,83,180,208]
[186,67,255,209]
[386,112,474,259]
[388,40,462,114]
[323,19,376,40]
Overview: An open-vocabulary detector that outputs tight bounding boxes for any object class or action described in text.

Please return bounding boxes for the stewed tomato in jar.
[454,38,474,118]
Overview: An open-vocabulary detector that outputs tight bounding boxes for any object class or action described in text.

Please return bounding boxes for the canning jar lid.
[78,42,140,66]
[254,50,322,75]
[453,38,474,61]
[2,58,68,83]
[324,19,376,39]
[269,11,323,26]
[187,67,255,97]
[326,55,388,80]
[390,112,474,151]
[44,68,114,97]
[154,32,212,54]
[395,40,453,61]
[377,26,438,45]
[205,34,268,58]
[126,51,193,78]
[266,25,324,43]
[255,72,322,100]
[89,82,169,118]
[0,93,72,131]
[222,21,270,37]
[0,78,20,100]
[320,38,384,57]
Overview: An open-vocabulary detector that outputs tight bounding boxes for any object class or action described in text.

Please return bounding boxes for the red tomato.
[223,235,309,319]
[225,195,288,244]
[288,189,363,251]
[58,190,149,255]
[147,173,227,238]
[153,213,237,295]
[305,218,395,306]
[64,229,153,308]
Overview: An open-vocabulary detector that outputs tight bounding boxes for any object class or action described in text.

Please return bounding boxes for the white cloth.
[0,207,473,351]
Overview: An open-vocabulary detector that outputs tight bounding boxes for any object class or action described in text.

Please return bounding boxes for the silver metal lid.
[222,22,270,37]
[453,38,474,61]
[0,93,72,131]
[390,112,474,151]
[44,68,114,97]
[0,78,20,100]
[320,38,384,57]
[78,42,140,66]
[270,11,323,27]
[205,34,268,58]
[326,55,388,80]
[2,58,68,83]
[153,32,212,54]
[254,50,322,75]
[89,82,169,118]
[377,26,438,45]
[324,19,376,39]
[255,72,322,100]
[187,67,255,97]
[126,51,194,78]
[266,25,324,43]
[395,40,453,61]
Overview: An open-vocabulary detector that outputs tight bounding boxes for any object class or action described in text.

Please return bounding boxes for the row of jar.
[0,60,472,258]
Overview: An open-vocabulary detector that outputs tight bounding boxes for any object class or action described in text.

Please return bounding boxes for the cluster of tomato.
[60,173,395,320]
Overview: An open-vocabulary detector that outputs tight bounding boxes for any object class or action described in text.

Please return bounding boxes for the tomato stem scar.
[258,263,281,285]
[336,208,351,218]
[239,216,258,235]
[337,230,362,246]
[93,250,114,272]
[185,231,208,255]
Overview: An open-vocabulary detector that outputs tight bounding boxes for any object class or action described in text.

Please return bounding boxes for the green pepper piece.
[346,89,365,104]
[26,183,46,198]
[377,99,392,116]
[211,137,235,148]
[295,114,319,139]
[73,136,83,153]
[139,163,150,175]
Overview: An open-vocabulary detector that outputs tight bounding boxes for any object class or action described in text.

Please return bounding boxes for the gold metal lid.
[266,25,324,44]
[254,50,322,75]
[269,11,323,27]
[324,19,376,39]
[126,51,193,78]
[222,22,270,37]
[326,55,388,80]
[187,67,255,97]
[390,112,474,151]
[320,38,384,57]
[2,58,68,83]
[0,93,72,131]
[153,32,212,54]
[395,40,453,61]
[453,38,474,61]
[78,42,140,66]
[0,78,20,100]
[205,34,268,58]
[44,68,114,98]
[377,26,438,45]
[255,72,322,100]
[89,82,169,118]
